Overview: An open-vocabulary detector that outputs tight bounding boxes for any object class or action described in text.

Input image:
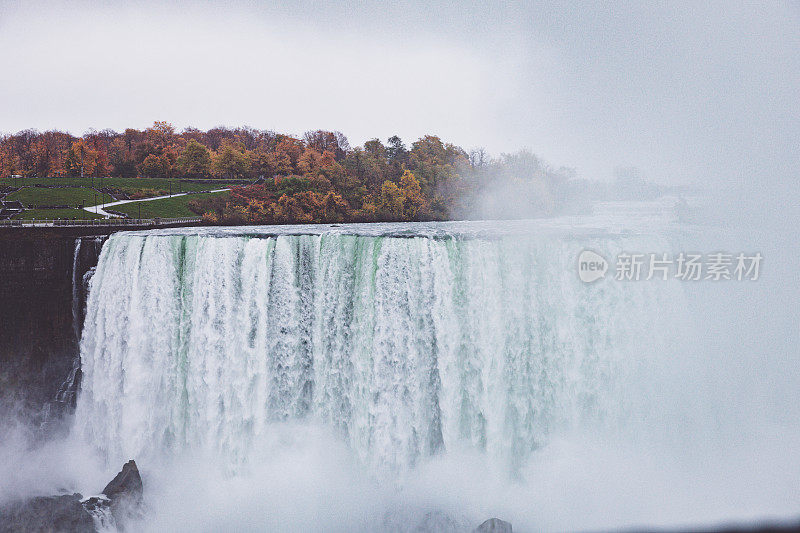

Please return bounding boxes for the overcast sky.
[0,0,798,185]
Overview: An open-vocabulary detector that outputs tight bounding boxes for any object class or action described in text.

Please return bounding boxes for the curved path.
[84,189,229,218]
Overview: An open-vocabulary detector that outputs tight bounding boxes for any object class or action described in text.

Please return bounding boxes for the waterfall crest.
[75,229,686,472]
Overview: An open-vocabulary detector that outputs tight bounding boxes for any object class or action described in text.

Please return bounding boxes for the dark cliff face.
[0,230,105,430]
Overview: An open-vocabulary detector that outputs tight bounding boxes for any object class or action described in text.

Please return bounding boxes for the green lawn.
[6,187,114,207]
[111,191,229,218]
[114,187,168,199]
[0,177,247,193]
[15,208,105,220]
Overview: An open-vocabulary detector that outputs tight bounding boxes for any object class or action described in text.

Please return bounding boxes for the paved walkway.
[84,189,229,218]
[1,217,202,228]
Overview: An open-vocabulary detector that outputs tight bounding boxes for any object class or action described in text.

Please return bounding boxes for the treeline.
[0,122,574,223]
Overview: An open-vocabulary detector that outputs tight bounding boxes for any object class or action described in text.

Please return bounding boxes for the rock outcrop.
[0,494,96,533]
[101,460,143,522]
[474,517,513,533]
[0,460,142,533]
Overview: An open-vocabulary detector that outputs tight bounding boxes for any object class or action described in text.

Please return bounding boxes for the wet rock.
[0,493,95,533]
[81,496,117,532]
[474,517,512,533]
[102,460,142,503]
[101,459,143,522]
[0,460,143,533]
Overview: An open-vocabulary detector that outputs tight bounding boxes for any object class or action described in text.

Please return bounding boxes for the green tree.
[386,135,408,179]
[177,140,212,177]
[138,153,170,178]
[212,142,251,179]
[409,135,468,192]
[387,135,407,163]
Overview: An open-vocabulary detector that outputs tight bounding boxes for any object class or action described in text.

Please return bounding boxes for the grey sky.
[0,0,797,185]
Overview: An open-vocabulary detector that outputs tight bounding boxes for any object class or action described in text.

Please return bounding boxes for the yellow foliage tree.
[399,169,426,218]
[379,180,404,219]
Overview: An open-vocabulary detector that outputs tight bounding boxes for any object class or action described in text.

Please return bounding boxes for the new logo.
[578,250,608,283]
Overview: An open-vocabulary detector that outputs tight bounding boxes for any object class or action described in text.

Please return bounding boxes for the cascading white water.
[56,238,104,409]
[72,238,83,343]
[74,224,687,475]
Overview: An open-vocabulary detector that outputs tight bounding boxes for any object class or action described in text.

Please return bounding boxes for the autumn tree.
[363,139,389,187]
[231,126,261,151]
[378,180,404,219]
[250,144,279,178]
[0,124,570,223]
[304,130,348,161]
[399,169,426,218]
[321,191,349,222]
[145,121,176,151]
[64,139,103,177]
[297,147,323,174]
[274,137,304,175]
[31,131,73,176]
[0,136,13,175]
[108,136,137,177]
[203,127,235,150]
[9,130,38,176]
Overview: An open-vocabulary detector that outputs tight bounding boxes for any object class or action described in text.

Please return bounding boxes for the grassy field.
[6,187,114,207]
[15,208,105,220]
[111,191,229,218]
[0,177,247,193]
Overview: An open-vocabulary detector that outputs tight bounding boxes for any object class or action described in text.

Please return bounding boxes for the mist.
[4,199,799,531]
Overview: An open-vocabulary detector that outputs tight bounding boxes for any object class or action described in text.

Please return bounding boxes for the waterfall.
[74,228,687,473]
[72,238,83,343]
[49,239,87,411]
[55,238,105,412]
